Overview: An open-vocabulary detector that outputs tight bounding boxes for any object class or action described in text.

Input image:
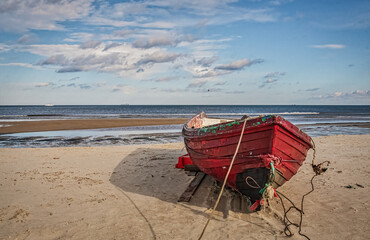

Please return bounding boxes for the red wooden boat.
[182,112,313,207]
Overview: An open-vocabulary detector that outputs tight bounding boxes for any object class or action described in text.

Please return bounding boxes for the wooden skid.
[178,172,206,202]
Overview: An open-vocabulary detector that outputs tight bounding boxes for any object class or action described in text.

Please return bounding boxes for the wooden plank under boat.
[182,112,313,206]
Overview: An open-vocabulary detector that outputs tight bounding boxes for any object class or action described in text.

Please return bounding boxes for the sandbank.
[0,118,188,134]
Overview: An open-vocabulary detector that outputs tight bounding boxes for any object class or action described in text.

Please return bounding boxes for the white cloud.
[133,37,175,49]
[310,44,346,49]
[270,0,294,6]
[259,78,278,88]
[259,71,285,88]
[215,58,263,70]
[111,84,137,94]
[80,40,103,49]
[155,76,178,82]
[316,90,370,99]
[195,56,218,67]
[17,33,38,44]
[264,72,285,78]
[0,62,41,69]
[0,0,94,32]
[35,82,55,87]
[137,51,182,65]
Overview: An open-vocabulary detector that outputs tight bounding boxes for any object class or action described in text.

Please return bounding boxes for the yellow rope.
[198,119,247,240]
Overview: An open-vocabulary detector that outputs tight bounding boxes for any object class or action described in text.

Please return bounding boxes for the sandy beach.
[1,134,369,239]
[0,118,188,134]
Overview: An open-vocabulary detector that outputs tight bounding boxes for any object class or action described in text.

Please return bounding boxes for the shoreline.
[0,118,188,134]
[1,135,369,239]
[1,118,370,135]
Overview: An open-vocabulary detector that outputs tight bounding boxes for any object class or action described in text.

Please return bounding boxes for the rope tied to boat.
[260,162,276,195]
[310,139,330,175]
[250,161,278,211]
[276,137,330,240]
[198,119,248,240]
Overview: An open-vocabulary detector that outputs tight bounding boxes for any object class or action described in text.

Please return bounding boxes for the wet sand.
[1,118,370,136]
[0,118,188,134]
[0,135,369,239]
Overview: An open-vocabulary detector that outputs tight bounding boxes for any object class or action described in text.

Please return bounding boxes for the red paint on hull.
[183,113,313,192]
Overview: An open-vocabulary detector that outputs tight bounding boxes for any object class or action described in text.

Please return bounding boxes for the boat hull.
[183,114,313,202]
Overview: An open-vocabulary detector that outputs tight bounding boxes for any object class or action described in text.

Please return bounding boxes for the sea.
[1,105,369,148]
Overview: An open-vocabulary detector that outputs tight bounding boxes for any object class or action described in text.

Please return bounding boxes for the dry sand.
[0,135,369,239]
[0,118,188,134]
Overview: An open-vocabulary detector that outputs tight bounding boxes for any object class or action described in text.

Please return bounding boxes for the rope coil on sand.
[277,137,330,240]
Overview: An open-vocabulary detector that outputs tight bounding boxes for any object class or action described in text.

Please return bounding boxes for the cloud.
[0,0,93,32]
[260,71,285,88]
[155,76,178,82]
[77,84,92,90]
[310,44,346,49]
[270,0,294,6]
[0,62,41,69]
[0,43,11,52]
[63,32,95,43]
[214,81,226,86]
[40,52,128,73]
[57,67,83,73]
[35,82,55,87]
[133,37,175,49]
[187,56,263,79]
[191,68,229,78]
[264,72,285,79]
[215,58,263,71]
[306,88,320,92]
[69,77,80,81]
[316,90,370,99]
[137,51,181,65]
[187,81,207,88]
[103,42,123,51]
[111,84,136,94]
[40,54,69,66]
[80,40,102,49]
[142,76,178,82]
[132,34,196,49]
[195,56,218,67]
[17,33,38,44]
[64,83,92,89]
[58,77,80,82]
[34,81,94,90]
[113,29,134,38]
[259,78,278,88]
[225,90,245,94]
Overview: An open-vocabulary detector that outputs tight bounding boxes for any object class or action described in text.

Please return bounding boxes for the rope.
[198,119,248,240]
[246,176,261,189]
[277,137,330,239]
[310,139,330,175]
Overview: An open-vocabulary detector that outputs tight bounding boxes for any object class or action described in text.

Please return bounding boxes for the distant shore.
[0,118,188,134]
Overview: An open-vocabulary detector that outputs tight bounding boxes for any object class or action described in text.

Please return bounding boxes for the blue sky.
[0,0,369,105]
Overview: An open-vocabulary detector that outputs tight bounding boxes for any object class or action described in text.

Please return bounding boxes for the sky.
[0,0,369,105]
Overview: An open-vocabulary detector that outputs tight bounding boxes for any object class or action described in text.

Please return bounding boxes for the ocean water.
[0,105,369,148]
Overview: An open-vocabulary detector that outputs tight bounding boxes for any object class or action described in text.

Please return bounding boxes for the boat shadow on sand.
[109,147,255,219]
